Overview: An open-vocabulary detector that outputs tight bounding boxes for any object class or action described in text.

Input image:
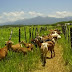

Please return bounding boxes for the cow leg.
[41,53,44,66]
[41,53,43,62]
[44,54,46,63]
[42,56,46,66]
[51,51,52,58]
[41,53,46,66]
[43,51,48,66]
[44,56,46,66]
[53,49,55,57]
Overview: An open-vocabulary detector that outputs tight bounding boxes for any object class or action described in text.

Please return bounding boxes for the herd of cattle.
[0,29,61,66]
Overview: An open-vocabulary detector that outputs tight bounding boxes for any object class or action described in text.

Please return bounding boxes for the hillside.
[0,16,72,26]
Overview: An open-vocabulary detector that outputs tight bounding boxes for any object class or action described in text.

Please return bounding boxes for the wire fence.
[61,24,72,48]
[0,26,49,45]
[0,25,58,48]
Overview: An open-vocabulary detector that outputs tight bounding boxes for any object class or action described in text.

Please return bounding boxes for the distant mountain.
[0,16,72,26]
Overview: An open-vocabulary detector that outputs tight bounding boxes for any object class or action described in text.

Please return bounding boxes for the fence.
[70,28,72,48]
[0,25,59,48]
[0,26,49,48]
[61,24,72,48]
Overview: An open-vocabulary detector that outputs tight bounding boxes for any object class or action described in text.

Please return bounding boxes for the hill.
[0,16,72,26]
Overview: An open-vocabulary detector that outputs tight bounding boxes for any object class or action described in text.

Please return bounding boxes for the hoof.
[42,64,45,67]
[42,63,46,67]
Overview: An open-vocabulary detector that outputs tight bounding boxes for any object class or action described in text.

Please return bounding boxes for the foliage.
[58,26,72,71]
[0,25,57,72]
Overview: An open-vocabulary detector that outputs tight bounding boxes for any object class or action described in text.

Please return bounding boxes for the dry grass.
[32,43,68,72]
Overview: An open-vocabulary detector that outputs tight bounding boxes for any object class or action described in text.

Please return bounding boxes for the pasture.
[0,25,55,72]
[59,25,72,71]
[0,25,72,72]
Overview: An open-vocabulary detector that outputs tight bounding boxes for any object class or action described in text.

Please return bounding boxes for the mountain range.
[0,16,72,26]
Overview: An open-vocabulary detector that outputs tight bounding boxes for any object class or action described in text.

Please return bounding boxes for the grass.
[0,25,56,72]
[0,48,41,72]
[1,25,71,72]
[58,26,72,71]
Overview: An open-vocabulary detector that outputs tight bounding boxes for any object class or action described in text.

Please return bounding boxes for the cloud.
[0,11,25,23]
[56,11,67,15]
[0,11,44,23]
[3,11,24,17]
[0,11,72,24]
[0,16,3,19]
[28,11,44,16]
[48,11,72,18]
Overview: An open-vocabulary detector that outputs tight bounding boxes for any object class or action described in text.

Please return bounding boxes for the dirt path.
[33,43,68,72]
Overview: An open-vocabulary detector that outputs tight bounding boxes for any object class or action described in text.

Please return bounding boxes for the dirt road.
[33,43,68,72]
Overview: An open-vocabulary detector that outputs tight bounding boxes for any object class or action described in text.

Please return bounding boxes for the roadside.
[32,43,69,72]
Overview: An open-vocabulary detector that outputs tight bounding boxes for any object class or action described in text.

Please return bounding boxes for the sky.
[0,0,72,23]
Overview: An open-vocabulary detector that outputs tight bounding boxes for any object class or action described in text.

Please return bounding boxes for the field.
[0,25,72,72]
[58,25,72,71]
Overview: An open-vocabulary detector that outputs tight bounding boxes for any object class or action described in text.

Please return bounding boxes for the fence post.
[62,25,66,39]
[32,27,34,39]
[36,27,38,32]
[40,27,42,33]
[65,25,66,39]
[24,27,27,43]
[19,27,21,42]
[70,28,72,48]
[35,27,38,37]
[68,28,69,42]
[62,25,65,35]
[35,28,36,37]
[29,27,31,42]
[65,24,68,39]
[45,27,47,31]
[9,29,13,40]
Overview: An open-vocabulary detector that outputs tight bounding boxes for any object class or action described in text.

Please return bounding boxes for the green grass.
[1,25,71,72]
[0,47,41,72]
[58,25,72,71]
[0,25,56,72]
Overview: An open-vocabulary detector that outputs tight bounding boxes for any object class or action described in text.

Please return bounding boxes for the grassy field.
[0,25,58,72]
[58,25,72,71]
[0,25,72,72]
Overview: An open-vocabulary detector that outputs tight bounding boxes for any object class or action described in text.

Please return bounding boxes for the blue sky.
[0,0,72,13]
[0,0,72,23]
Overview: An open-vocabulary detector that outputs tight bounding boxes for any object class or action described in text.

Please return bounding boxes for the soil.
[32,43,69,72]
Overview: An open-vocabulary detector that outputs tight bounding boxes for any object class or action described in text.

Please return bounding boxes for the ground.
[32,43,69,72]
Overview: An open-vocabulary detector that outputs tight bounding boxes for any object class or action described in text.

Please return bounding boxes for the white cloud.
[0,16,3,19]
[0,11,44,23]
[48,11,72,18]
[0,11,72,24]
[28,11,44,16]
[0,11,25,23]
[3,11,24,17]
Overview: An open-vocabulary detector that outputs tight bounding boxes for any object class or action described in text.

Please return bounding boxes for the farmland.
[0,25,72,72]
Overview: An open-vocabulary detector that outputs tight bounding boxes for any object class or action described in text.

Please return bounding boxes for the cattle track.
[33,43,68,72]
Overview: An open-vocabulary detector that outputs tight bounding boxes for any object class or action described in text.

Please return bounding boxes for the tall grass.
[0,25,60,72]
[0,25,53,72]
[58,28,72,71]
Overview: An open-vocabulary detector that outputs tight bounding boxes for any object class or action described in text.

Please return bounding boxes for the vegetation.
[0,23,72,72]
[58,25,72,71]
[0,25,57,72]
